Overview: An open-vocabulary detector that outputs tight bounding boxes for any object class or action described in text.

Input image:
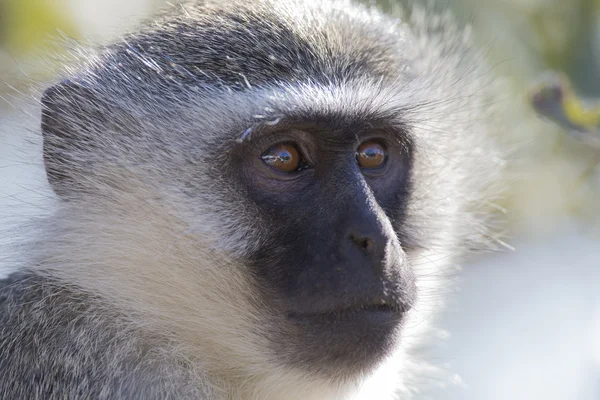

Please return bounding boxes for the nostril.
[360,238,374,251]
[349,233,375,252]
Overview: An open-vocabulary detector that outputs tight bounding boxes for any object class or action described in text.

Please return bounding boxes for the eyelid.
[254,130,316,163]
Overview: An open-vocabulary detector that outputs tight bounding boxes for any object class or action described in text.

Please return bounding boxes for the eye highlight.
[356,141,387,169]
[261,143,304,173]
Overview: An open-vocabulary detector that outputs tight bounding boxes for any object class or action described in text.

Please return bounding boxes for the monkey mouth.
[286,297,409,321]
[278,295,412,374]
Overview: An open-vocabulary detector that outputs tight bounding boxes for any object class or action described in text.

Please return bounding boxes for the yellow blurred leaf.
[3,0,78,54]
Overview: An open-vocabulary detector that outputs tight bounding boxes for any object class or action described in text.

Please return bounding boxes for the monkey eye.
[261,143,308,173]
[356,141,387,170]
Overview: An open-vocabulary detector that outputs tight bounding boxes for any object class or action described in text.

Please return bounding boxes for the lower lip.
[288,306,402,323]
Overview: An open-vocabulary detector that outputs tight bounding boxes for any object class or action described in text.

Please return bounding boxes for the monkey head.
[37,0,502,394]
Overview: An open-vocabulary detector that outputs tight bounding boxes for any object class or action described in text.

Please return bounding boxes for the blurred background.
[0,0,598,399]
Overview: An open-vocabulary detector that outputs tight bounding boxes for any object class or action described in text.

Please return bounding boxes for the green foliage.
[1,0,77,55]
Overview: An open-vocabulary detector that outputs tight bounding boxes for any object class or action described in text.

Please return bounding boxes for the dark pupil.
[262,144,300,172]
[357,142,386,169]
[278,150,292,162]
[364,148,378,158]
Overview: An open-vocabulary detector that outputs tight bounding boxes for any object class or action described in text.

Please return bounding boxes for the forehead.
[72,0,417,156]
[92,0,406,91]
[175,80,414,152]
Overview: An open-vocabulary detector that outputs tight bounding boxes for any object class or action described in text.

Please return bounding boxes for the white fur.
[0,1,506,398]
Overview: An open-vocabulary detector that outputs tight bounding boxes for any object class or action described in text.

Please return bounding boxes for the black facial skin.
[233,115,417,375]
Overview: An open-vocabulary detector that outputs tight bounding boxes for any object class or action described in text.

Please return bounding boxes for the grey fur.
[0,0,505,399]
[0,274,212,399]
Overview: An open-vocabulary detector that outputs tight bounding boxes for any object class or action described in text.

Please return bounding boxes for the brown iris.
[356,141,386,169]
[261,143,301,172]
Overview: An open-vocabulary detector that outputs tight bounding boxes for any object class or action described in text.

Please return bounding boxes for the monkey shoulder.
[0,273,206,400]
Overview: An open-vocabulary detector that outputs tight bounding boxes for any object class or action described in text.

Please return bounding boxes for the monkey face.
[228,121,416,375]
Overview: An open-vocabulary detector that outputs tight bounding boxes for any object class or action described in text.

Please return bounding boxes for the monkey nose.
[344,226,390,272]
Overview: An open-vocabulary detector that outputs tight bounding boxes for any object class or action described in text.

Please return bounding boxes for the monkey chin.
[279,305,406,378]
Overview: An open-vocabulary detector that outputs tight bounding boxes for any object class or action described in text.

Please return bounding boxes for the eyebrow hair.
[236,109,411,148]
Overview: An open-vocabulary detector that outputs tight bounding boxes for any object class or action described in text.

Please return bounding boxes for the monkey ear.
[41,81,108,198]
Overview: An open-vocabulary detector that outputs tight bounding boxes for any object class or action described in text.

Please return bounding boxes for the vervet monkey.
[0,0,504,398]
